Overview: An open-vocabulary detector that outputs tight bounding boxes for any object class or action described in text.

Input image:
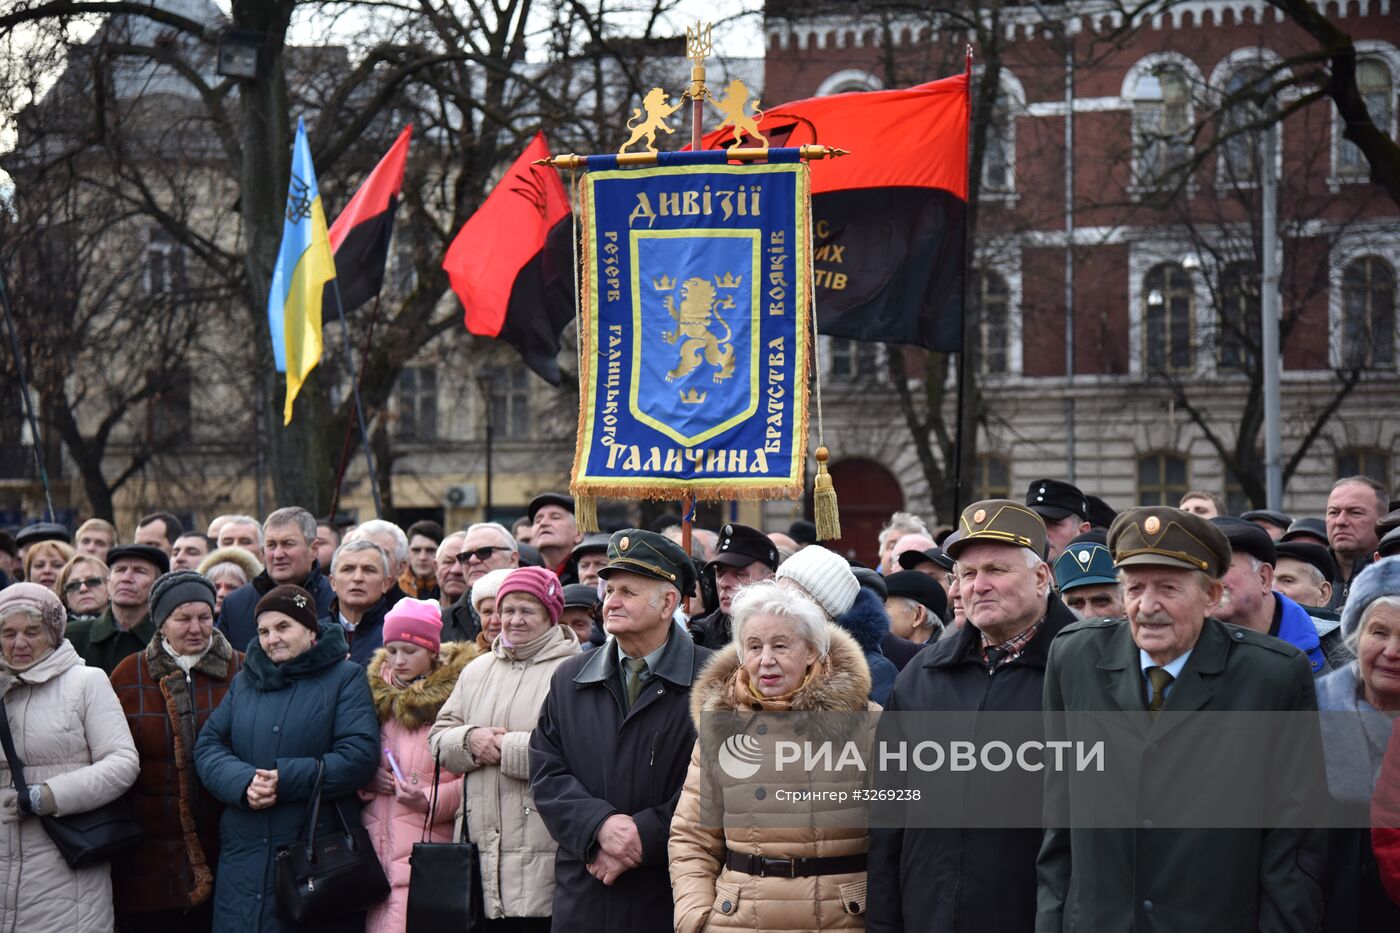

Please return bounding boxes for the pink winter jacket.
[359,642,475,933]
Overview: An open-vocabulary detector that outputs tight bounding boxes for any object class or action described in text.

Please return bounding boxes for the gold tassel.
[575,494,600,534]
[812,446,841,541]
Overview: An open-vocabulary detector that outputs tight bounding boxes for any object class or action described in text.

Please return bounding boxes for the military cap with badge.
[944,499,1048,559]
[1053,543,1119,593]
[598,528,697,596]
[1107,506,1233,577]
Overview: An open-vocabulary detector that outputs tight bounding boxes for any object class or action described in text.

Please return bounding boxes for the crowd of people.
[0,474,1398,931]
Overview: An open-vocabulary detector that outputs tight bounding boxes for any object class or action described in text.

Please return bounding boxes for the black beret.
[1280,517,1328,545]
[885,570,947,617]
[571,533,610,559]
[707,523,778,572]
[788,519,818,547]
[1274,542,1339,583]
[1211,516,1277,567]
[898,546,955,573]
[561,583,601,609]
[15,521,72,548]
[527,492,574,523]
[1379,527,1400,559]
[1085,495,1118,530]
[1241,509,1293,533]
[851,566,887,600]
[105,543,170,576]
[1025,479,1089,522]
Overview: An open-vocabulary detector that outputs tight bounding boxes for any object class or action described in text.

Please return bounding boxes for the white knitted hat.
[775,545,860,619]
[470,568,514,613]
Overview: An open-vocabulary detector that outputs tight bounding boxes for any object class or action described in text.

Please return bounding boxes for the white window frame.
[973,238,1023,378]
[1121,52,1206,197]
[1329,230,1400,371]
[1329,41,1400,188]
[1208,48,1289,190]
[1128,239,1213,377]
[978,68,1025,202]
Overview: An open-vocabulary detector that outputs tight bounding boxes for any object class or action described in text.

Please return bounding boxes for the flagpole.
[952,45,975,520]
[329,293,384,522]
[329,280,383,518]
[0,264,56,521]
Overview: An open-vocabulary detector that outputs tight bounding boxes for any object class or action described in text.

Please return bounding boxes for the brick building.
[759,0,1400,553]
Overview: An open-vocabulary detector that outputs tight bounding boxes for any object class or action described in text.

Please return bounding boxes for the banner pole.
[330,280,383,518]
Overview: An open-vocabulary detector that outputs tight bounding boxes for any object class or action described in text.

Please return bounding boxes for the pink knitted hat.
[382,597,444,653]
[494,566,564,626]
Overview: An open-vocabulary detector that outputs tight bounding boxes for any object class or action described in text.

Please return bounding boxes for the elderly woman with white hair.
[0,583,140,931]
[1315,557,1400,930]
[670,581,878,931]
[469,567,513,654]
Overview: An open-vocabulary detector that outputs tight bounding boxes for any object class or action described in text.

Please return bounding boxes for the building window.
[487,366,530,439]
[829,338,880,382]
[1217,261,1259,371]
[1133,63,1193,187]
[1336,448,1391,487]
[1219,66,1274,185]
[975,454,1011,500]
[147,366,191,443]
[1338,60,1393,177]
[974,271,1011,376]
[1340,256,1396,369]
[1144,263,1194,373]
[397,366,438,441]
[1137,452,1188,506]
[146,229,185,295]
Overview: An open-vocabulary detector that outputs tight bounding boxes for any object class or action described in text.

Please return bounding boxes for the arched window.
[975,270,1011,376]
[975,453,1011,500]
[1144,263,1194,373]
[1137,452,1189,506]
[1217,261,1259,371]
[1339,59,1394,176]
[1340,256,1396,369]
[1219,65,1276,185]
[1133,63,1193,186]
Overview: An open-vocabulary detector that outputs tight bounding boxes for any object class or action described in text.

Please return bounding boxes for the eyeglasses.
[63,576,105,594]
[455,546,510,564]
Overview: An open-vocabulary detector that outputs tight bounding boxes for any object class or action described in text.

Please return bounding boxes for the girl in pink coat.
[359,598,476,933]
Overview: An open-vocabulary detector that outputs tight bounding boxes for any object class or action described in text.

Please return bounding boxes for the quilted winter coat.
[670,624,878,932]
[429,624,581,920]
[193,623,379,933]
[359,641,474,933]
[109,629,243,920]
[0,640,140,933]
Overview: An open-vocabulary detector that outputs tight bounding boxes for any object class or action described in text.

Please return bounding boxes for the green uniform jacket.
[65,607,156,676]
[1036,615,1327,933]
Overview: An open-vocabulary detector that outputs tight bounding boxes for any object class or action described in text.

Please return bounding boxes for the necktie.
[1146,666,1174,715]
[624,657,648,710]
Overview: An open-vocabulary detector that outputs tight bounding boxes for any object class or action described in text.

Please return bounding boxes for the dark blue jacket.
[836,586,898,706]
[321,596,390,667]
[194,623,379,933]
[217,562,335,655]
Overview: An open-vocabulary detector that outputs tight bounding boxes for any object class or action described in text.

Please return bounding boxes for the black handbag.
[0,692,144,869]
[406,751,485,932]
[273,760,390,923]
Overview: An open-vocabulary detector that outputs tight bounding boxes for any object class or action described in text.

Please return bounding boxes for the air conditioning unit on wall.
[444,484,479,508]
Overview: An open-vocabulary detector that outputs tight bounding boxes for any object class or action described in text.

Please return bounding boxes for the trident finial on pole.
[684,21,713,104]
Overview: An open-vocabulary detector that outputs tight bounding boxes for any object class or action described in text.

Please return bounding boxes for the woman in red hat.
[429,566,581,931]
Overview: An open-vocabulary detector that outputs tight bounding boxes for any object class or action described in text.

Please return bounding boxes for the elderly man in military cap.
[1037,506,1326,933]
[688,523,778,649]
[530,529,712,931]
[1212,516,1337,675]
[1025,479,1091,560]
[868,499,1078,933]
[1053,542,1125,620]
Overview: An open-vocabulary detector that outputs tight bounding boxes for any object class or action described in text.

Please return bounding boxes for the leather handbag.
[406,751,485,932]
[273,760,390,923]
[0,693,144,869]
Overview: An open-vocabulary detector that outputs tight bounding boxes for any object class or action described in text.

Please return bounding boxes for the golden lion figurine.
[710,78,767,148]
[619,88,684,154]
[662,277,736,383]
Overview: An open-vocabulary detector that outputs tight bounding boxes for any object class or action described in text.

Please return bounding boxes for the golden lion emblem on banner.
[619,88,684,154]
[660,276,737,384]
[711,79,767,148]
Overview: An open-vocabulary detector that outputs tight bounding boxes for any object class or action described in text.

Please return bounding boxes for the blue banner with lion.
[571,152,811,504]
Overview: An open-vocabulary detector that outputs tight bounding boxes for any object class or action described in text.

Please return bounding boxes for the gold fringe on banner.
[813,445,841,541]
[575,494,600,534]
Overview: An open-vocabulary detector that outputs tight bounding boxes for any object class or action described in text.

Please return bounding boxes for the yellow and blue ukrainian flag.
[268,118,335,425]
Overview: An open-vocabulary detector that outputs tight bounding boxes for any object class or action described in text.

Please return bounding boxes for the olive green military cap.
[1108,506,1233,578]
[598,528,697,596]
[944,499,1047,560]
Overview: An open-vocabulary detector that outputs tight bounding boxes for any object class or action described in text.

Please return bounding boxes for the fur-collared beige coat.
[0,640,140,933]
[428,625,580,920]
[669,623,878,932]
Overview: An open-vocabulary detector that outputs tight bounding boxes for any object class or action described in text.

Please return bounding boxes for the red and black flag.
[701,71,969,352]
[326,125,413,314]
[443,132,573,385]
